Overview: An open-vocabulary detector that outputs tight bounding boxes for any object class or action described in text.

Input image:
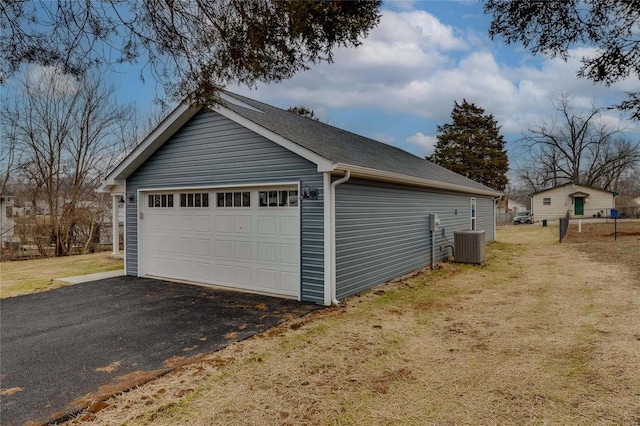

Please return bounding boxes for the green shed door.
[574,197,584,215]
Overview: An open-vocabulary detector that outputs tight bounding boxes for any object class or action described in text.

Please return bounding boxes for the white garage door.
[140,186,300,298]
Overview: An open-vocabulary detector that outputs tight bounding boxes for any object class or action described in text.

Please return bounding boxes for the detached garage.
[99,91,501,306]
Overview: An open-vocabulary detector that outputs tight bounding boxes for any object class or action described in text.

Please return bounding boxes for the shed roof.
[99,91,502,197]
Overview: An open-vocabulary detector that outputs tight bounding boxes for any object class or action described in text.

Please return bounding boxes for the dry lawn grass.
[563,219,640,281]
[0,252,123,298]
[62,225,640,425]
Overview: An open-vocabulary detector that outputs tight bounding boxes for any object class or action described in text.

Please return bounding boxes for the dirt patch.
[563,219,640,280]
[61,226,640,425]
[0,387,23,396]
[95,361,121,373]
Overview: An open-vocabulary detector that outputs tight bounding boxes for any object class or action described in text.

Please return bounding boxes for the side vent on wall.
[454,230,485,264]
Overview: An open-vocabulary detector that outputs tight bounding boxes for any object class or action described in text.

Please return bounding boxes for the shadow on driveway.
[0,276,322,425]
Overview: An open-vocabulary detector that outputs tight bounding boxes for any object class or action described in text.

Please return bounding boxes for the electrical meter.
[430,214,440,231]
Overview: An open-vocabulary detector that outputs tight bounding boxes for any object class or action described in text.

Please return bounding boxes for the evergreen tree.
[428,100,509,191]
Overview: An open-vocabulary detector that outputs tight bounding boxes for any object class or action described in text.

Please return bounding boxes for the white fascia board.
[97,103,200,192]
[97,181,125,194]
[213,105,335,173]
[335,163,503,197]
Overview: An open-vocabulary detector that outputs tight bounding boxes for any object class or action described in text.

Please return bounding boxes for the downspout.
[330,170,351,305]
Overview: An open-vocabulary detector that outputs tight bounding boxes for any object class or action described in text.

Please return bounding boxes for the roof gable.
[99,91,501,197]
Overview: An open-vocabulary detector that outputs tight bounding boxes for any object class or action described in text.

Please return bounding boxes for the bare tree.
[519,94,640,191]
[1,67,131,256]
[0,115,17,195]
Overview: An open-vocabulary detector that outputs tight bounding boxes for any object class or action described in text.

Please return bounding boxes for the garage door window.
[217,191,250,207]
[180,193,209,208]
[259,190,298,207]
[148,194,174,208]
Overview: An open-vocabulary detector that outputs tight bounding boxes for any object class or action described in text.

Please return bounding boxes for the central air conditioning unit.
[454,230,485,264]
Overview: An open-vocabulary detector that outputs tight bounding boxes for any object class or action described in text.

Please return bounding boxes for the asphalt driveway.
[0,276,322,425]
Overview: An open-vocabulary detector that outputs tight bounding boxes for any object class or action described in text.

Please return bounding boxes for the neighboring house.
[98,91,502,306]
[1,190,16,250]
[530,182,618,221]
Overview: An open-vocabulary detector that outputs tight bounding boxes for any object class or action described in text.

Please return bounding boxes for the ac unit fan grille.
[454,230,485,264]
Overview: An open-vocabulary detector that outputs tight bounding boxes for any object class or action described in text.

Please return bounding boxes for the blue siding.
[335,179,495,299]
[126,110,324,303]
[476,196,496,240]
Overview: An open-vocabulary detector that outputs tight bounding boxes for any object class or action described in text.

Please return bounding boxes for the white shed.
[529,182,618,221]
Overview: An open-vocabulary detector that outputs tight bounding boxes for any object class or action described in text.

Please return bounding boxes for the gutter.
[334,163,501,197]
[329,170,351,306]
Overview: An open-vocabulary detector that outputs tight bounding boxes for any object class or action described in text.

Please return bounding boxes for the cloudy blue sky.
[95,1,640,172]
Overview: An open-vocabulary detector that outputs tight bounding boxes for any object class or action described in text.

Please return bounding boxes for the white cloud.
[375,133,397,144]
[25,64,80,96]
[234,6,639,151]
[406,132,438,156]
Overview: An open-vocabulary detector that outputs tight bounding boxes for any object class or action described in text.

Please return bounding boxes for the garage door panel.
[215,264,233,284]
[258,242,277,262]
[142,187,300,298]
[176,238,193,255]
[194,215,210,232]
[234,241,252,260]
[177,215,193,231]
[258,269,277,289]
[280,216,298,236]
[147,236,175,253]
[280,243,298,264]
[215,239,232,258]
[193,262,210,281]
[193,239,211,256]
[215,215,232,233]
[234,216,251,233]
[146,256,175,276]
[280,272,299,293]
[147,214,174,230]
[257,216,276,235]
[174,259,194,279]
[235,266,252,285]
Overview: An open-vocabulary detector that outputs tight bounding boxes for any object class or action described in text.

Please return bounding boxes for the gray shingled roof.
[220,91,500,195]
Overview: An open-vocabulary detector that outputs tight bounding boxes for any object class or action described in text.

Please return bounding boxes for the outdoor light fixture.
[300,185,318,201]
[118,193,135,204]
